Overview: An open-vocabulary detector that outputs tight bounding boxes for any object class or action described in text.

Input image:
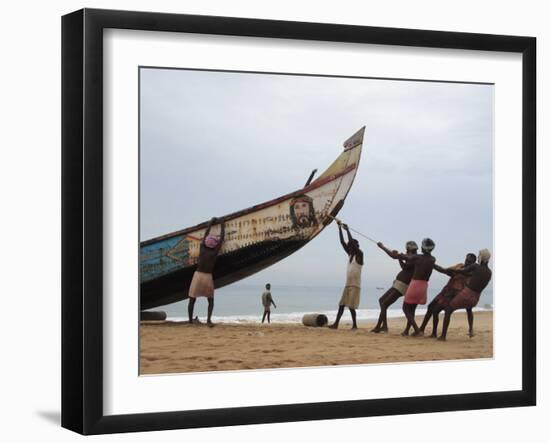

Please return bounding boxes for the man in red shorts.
[438,249,492,341]
[418,253,476,337]
[400,238,436,336]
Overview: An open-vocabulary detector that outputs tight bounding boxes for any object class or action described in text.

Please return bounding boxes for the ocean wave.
[167,306,492,324]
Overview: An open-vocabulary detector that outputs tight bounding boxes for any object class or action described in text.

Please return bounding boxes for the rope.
[328,215,378,244]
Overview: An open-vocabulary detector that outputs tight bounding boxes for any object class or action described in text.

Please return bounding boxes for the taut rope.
[328,215,378,244]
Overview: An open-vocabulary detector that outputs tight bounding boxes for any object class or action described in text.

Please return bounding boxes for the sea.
[155,283,493,324]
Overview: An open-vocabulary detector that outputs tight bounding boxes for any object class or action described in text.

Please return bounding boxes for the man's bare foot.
[328,324,338,329]
[370,327,381,333]
[437,336,446,341]
[429,333,437,338]
[468,331,475,338]
[412,330,424,337]
[207,321,215,328]
[351,326,358,330]
[401,331,409,337]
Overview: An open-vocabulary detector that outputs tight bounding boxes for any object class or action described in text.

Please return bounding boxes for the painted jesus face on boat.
[290,195,318,229]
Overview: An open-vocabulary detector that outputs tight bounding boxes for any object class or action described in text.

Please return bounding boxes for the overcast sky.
[140,68,493,289]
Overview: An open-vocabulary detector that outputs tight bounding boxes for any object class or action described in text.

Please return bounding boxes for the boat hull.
[141,238,307,309]
[140,127,365,310]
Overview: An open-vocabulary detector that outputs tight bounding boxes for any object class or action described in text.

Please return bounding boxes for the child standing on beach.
[261,283,277,324]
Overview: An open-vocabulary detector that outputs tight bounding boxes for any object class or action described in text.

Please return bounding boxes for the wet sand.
[140,311,492,375]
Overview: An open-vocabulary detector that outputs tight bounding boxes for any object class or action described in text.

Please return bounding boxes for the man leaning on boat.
[188,217,225,327]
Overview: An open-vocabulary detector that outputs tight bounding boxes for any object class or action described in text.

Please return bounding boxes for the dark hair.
[266,283,271,288]
[466,253,476,262]
[421,237,435,252]
[289,194,318,228]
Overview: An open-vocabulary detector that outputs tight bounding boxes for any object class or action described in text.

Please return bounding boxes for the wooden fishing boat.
[140,127,365,309]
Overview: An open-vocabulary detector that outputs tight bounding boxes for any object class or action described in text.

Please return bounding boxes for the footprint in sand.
[218,359,243,364]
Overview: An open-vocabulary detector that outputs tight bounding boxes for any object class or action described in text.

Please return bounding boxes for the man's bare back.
[405,253,435,280]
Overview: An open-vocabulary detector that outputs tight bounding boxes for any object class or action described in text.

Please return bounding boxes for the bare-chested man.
[188,217,225,327]
[418,253,476,337]
[399,238,436,336]
[438,249,492,341]
[329,222,364,330]
[371,241,418,333]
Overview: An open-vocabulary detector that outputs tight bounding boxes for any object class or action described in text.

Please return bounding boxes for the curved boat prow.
[140,127,365,309]
[344,126,366,150]
[309,125,364,221]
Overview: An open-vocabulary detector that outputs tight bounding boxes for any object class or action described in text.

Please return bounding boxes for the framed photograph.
[62,8,536,435]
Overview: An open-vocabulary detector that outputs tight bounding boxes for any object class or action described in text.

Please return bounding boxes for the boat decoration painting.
[140,127,365,310]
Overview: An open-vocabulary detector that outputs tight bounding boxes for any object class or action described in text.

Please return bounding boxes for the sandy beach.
[139,311,492,375]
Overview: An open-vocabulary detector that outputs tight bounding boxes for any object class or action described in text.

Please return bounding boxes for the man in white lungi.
[188,217,225,327]
[329,221,364,330]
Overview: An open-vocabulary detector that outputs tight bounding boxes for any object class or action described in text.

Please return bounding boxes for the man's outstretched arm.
[203,217,216,244]
[344,224,354,243]
[434,264,455,277]
[451,263,477,275]
[219,219,225,241]
[377,242,404,259]
[338,223,349,254]
[215,219,226,252]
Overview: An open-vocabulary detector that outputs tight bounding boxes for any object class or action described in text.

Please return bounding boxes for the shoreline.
[155,307,493,325]
[140,311,493,375]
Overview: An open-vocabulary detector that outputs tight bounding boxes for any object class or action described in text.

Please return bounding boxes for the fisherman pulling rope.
[328,215,433,335]
[328,219,364,330]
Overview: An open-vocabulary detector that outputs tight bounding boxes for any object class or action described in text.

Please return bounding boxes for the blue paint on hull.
[140,235,191,283]
[140,238,307,310]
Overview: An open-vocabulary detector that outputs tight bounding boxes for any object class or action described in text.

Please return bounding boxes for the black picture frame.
[61,8,536,435]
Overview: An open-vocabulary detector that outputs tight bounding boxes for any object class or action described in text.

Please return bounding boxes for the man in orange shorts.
[418,253,476,337]
[438,249,492,341]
